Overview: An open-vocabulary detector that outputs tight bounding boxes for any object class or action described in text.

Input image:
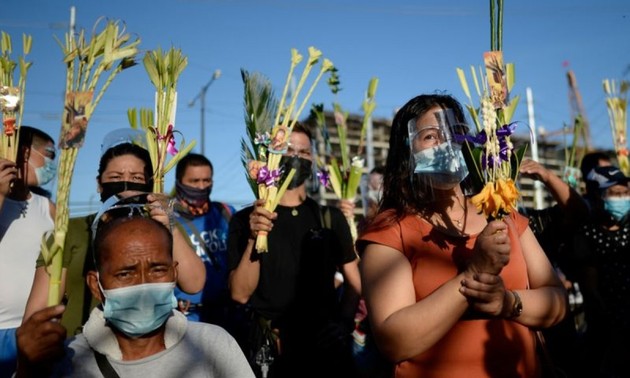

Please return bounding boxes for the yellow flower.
[472,182,494,217]
[472,179,519,219]
[497,178,519,212]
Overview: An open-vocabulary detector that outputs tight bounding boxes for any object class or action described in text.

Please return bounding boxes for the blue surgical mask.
[413,142,469,189]
[604,196,630,221]
[29,149,57,186]
[100,280,177,338]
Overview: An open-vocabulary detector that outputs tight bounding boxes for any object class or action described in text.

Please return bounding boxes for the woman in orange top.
[358,94,568,377]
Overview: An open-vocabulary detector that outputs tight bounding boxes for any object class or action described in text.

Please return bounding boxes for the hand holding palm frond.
[44,18,139,306]
[242,47,334,252]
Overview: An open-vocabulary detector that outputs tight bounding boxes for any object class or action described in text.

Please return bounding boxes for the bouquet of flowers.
[455,0,526,220]
[312,76,379,241]
[0,31,32,161]
[127,47,195,193]
[603,78,629,176]
[42,18,139,306]
[241,46,334,253]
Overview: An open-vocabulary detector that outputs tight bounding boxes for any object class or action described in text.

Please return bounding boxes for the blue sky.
[2,0,629,213]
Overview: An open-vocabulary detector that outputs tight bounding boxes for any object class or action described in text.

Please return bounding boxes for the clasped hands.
[458,219,516,319]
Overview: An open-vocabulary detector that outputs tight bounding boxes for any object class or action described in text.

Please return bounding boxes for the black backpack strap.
[94,351,120,378]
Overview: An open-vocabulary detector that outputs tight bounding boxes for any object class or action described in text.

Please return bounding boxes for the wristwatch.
[509,290,523,318]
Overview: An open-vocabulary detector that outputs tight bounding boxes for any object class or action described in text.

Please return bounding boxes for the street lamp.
[189,69,221,156]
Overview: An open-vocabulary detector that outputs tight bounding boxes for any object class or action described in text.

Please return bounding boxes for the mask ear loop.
[96,272,107,300]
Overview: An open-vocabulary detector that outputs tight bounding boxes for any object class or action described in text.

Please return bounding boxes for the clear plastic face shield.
[101,128,147,156]
[408,108,470,191]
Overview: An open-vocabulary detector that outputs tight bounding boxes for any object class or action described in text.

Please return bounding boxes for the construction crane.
[538,68,592,153]
[566,68,593,151]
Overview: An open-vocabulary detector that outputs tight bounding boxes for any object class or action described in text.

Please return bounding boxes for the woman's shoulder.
[509,210,530,235]
[359,210,420,240]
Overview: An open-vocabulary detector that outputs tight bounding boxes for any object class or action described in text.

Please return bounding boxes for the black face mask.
[175,181,211,208]
[280,156,313,190]
[99,181,152,202]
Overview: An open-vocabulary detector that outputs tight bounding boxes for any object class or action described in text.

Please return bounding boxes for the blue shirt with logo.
[174,202,234,322]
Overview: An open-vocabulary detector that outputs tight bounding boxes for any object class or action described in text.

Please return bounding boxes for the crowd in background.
[0,92,629,377]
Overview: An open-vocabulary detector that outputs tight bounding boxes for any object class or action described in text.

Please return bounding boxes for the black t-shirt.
[227,197,356,322]
[573,218,630,333]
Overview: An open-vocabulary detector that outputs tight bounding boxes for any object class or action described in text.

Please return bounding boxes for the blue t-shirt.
[174,202,234,322]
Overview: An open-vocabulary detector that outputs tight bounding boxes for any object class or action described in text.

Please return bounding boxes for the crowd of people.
[0,91,629,377]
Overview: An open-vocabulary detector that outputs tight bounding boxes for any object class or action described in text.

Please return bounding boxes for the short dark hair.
[291,122,313,141]
[97,143,154,188]
[93,215,173,271]
[175,153,213,181]
[17,126,55,167]
[19,125,54,149]
[370,166,385,176]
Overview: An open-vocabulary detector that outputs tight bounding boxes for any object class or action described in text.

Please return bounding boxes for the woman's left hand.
[147,193,174,231]
[459,272,511,317]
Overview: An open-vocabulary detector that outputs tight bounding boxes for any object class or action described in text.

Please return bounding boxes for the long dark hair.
[97,143,154,187]
[380,93,467,222]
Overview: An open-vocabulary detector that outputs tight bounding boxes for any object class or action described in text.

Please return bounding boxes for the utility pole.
[366,115,374,172]
[189,69,221,156]
[526,87,545,209]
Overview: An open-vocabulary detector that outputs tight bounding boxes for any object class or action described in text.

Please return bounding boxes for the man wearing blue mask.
[15,213,253,377]
[572,165,630,377]
[0,126,56,377]
[172,153,236,326]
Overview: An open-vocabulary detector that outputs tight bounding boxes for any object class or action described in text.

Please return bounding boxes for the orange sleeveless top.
[360,211,539,378]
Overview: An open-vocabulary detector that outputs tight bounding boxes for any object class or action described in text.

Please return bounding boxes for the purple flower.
[257,166,281,187]
[496,122,517,137]
[317,169,330,188]
[454,131,487,145]
[498,137,510,162]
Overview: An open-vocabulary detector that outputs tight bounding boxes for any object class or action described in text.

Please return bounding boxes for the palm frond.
[242,68,277,152]
[241,139,258,196]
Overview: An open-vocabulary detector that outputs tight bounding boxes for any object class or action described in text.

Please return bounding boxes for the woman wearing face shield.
[358,94,567,377]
